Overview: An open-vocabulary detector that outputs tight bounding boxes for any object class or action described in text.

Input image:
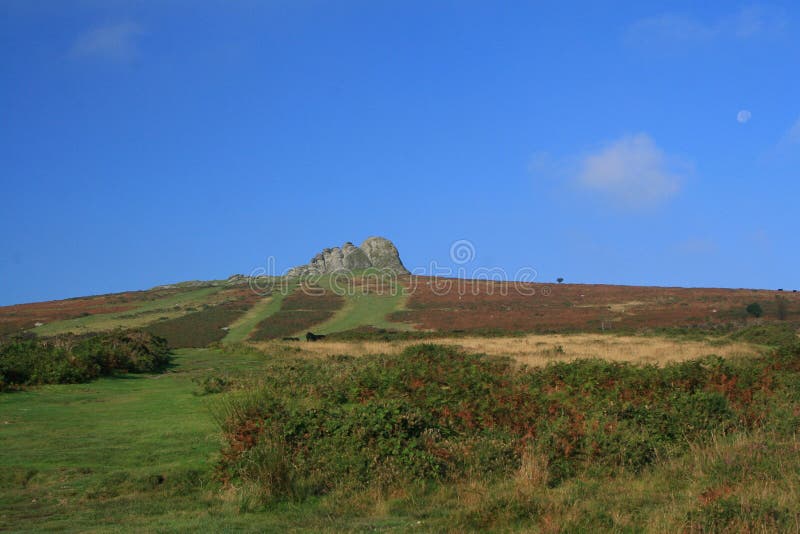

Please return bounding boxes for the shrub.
[218,343,800,502]
[746,303,763,318]
[0,330,171,390]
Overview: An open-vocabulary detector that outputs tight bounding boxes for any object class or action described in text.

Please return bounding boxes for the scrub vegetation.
[0,330,171,390]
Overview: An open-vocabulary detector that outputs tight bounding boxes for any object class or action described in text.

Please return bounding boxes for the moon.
[737,110,752,124]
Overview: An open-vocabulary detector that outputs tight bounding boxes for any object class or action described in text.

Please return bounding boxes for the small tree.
[746,302,763,318]
[557,277,564,284]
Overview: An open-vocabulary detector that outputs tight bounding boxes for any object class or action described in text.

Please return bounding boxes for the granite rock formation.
[287,237,408,277]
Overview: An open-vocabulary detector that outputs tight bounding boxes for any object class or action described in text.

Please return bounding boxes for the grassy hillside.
[144,289,262,348]
[222,281,298,344]
[222,294,282,344]
[3,276,798,344]
[28,285,226,337]
[312,275,414,334]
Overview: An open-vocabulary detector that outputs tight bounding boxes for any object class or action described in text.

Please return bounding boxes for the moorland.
[2,273,799,532]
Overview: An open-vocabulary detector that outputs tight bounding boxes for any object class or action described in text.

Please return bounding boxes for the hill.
[3,239,800,532]
[1,274,797,347]
[3,236,797,345]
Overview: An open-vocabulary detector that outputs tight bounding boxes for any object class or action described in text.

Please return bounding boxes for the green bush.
[218,342,800,502]
[746,302,763,318]
[0,330,171,390]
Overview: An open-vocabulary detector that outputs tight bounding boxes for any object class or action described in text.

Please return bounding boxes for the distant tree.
[746,302,764,318]
[557,277,564,284]
[776,296,788,321]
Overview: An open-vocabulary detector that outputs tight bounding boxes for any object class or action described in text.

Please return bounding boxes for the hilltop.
[286,236,409,277]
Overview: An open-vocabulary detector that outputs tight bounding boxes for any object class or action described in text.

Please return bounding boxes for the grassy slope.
[31,286,225,336]
[222,282,297,345]
[310,275,414,335]
[222,295,277,343]
[311,290,413,335]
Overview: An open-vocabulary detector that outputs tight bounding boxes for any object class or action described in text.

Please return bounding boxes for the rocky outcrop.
[287,237,409,277]
[359,237,408,273]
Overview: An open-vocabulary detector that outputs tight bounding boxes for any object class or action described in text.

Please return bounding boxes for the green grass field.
[0,348,251,531]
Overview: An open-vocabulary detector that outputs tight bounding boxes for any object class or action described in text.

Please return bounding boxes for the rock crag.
[287,237,409,277]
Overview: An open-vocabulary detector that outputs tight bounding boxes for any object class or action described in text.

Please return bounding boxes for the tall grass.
[254,331,762,367]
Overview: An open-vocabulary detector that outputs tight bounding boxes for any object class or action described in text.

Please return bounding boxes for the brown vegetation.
[390,276,800,332]
[0,292,146,336]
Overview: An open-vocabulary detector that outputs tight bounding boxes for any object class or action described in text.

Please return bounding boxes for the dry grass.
[252,333,762,366]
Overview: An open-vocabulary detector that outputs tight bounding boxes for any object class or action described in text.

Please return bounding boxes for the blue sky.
[1,1,799,305]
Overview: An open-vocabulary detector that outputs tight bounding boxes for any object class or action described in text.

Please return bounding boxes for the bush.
[0,330,171,390]
[217,342,800,502]
[746,303,763,318]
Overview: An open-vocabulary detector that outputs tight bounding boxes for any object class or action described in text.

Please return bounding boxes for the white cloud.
[737,110,752,124]
[576,133,684,210]
[626,6,785,48]
[71,22,143,61]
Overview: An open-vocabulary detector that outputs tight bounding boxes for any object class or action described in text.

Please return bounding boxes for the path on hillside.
[222,293,284,344]
[310,284,413,335]
[222,281,298,343]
